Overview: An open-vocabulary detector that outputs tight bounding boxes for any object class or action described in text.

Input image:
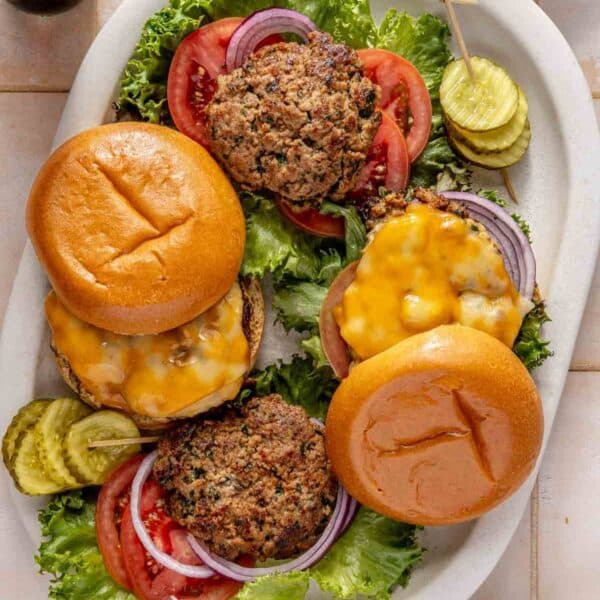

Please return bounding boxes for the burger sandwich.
[27,122,264,429]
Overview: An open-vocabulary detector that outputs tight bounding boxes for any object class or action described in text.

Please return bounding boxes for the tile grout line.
[0,87,70,93]
[530,478,539,600]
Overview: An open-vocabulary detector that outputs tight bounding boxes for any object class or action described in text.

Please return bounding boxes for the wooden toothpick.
[442,0,475,80]
[501,168,519,204]
[88,436,161,449]
[442,0,519,204]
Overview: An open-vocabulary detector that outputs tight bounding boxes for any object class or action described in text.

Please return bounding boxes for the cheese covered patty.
[46,283,249,418]
[334,203,533,359]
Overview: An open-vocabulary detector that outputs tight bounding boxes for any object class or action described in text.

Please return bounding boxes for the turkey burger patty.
[206,31,381,206]
[153,394,337,561]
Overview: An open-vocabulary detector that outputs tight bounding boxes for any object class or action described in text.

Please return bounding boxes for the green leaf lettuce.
[250,355,337,419]
[117,0,211,123]
[235,571,310,600]
[514,300,552,371]
[36,492,134,600]
[311,508,423,599]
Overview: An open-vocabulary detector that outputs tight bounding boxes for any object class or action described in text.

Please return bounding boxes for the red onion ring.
[342,497,359,532]
[130,451,215,579]
[226,8,317,72]
[188,483,351,582]
[440,191,536,299]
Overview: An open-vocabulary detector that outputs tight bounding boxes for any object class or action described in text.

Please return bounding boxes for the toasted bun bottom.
[326,324,543,525]
[51,279,265,431]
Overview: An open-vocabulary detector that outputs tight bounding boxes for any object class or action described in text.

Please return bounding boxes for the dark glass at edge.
[6,0,83,15]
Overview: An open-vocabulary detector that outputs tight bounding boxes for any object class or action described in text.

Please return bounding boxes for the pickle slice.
[34,398,91,487]
[65,411,141,485]
[450,120,532,169]
[441,56,519,132]
[447,86,529,153]
[12,428,65,495]
[2,399,52,472]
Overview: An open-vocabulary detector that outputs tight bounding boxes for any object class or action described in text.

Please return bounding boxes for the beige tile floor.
[0,0,598,598]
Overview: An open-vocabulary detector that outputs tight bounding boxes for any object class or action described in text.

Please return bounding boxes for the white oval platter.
[0,0,598,598]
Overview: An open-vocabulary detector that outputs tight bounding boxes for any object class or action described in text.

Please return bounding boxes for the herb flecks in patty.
[153,395,337,561]
[207,32,381,206]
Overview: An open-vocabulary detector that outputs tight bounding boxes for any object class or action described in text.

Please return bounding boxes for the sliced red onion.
[226,8,317,72]
[342,497,359,531]
[439,191,536,299]
[130,451,215,579]
[188,483,350,582]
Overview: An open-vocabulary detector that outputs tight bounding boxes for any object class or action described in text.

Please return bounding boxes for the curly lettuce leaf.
[321,202,367,264]
[301,334,329,369]
[287,0,377,48]
[241,194,364,282]
[514,300,552,370]
[242,194,365,336]
[117,0,210,123]
[241,193,321,281]
[36,492,134,600]
[235,571,310,600]
[250,355,337,419]
[311,508,423,600]
[410,136,470,191]
[273,281,327,333]
[479,188,508,207]
[511,213,532,242]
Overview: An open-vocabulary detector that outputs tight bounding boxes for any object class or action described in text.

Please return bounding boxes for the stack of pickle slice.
[441,56,531,169]
[2,397,140,495]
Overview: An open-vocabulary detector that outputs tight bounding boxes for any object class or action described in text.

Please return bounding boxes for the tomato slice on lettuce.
[358,49,432,162]
[168,18,281,147]
[276,199,346,239]
[96,454,144,590]
[350,112,410,201]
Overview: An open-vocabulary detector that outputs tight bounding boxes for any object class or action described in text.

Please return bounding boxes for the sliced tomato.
[96,453,144,590]
[319,261,358,379]
[120,478,243,600]
[276,199,345,238]
[168,18,242,147]
[168,18,282,147]
[351,112,410,201]
[358,49,432,162]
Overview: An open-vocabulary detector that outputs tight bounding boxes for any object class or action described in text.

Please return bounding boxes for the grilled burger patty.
[153,394,337,561]
[207,31,381,205]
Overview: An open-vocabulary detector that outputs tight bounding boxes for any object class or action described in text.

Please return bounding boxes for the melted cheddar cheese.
[46,283,249,418]
[333,203,533,359]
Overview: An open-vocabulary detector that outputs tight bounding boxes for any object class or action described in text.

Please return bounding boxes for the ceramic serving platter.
[1,0,598,598]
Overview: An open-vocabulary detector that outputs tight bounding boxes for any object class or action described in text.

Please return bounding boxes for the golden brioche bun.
[27,122,245,334]
[326,325,543,525]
